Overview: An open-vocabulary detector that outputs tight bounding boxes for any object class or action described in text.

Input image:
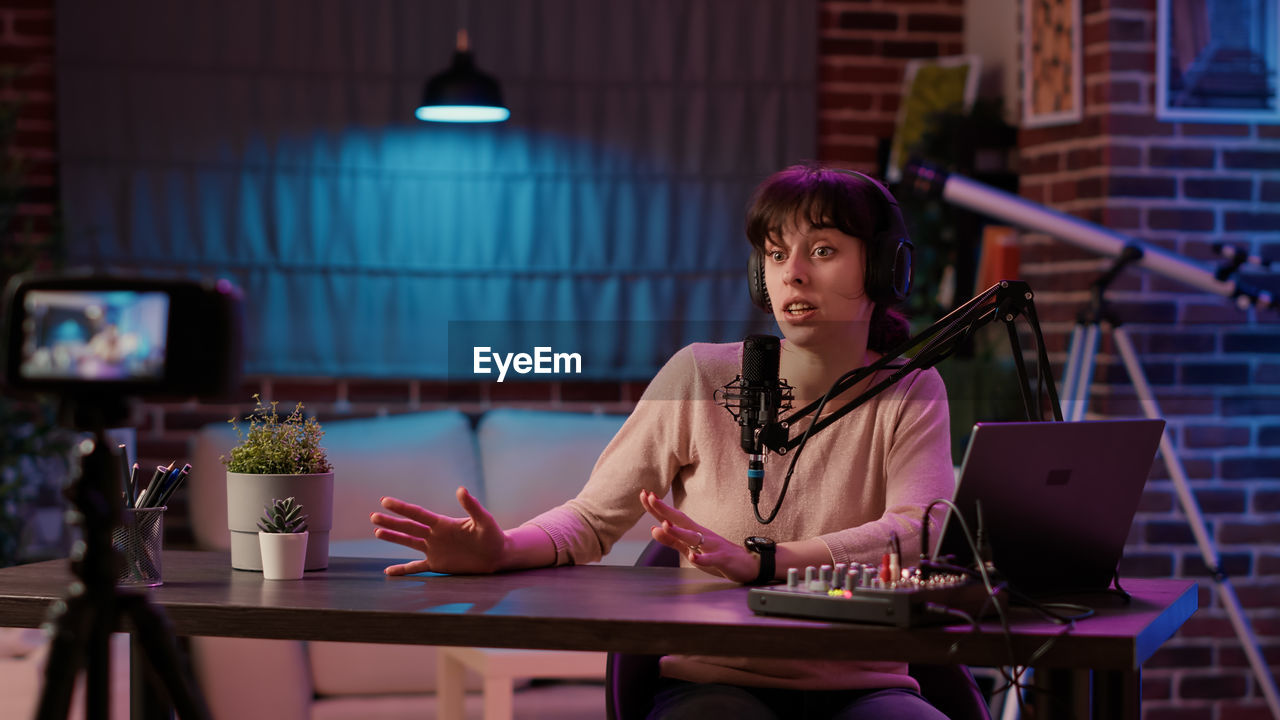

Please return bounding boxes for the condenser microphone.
[739,334,781,453]
[738,334,780,506]
[716,335,790,511]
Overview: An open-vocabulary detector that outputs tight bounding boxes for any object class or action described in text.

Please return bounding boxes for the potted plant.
[223,395,333,571]
[257,496,309,580]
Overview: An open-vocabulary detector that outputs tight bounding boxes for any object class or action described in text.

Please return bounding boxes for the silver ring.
[689,531,704,554]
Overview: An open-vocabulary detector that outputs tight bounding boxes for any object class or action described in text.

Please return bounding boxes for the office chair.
[605,540,992,720]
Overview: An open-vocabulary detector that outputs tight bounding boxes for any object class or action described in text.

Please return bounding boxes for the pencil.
[118,445,130,506]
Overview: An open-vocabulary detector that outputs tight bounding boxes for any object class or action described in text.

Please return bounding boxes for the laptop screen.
[931,418,1165,597]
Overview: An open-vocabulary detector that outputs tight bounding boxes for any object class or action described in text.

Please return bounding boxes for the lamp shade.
[415,50,510,123]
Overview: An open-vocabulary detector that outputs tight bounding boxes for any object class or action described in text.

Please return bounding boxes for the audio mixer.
[747,561,1000,628]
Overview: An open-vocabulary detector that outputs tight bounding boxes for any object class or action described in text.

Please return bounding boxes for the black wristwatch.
[743,536,776,585]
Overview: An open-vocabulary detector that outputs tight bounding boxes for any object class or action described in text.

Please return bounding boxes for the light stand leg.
[1111,327,1280,719]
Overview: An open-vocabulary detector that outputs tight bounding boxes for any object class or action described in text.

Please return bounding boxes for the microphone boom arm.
[766,280,1062,454]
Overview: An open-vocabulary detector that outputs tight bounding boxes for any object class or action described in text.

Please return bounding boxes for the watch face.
[745,536,775,552]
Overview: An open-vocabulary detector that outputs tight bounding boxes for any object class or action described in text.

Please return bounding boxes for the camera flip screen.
[19,289,170,382]
[4,272,243,401]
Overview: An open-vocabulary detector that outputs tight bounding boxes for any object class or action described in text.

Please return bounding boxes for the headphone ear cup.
[865,234,914,305]
[748,252,771,312]
[834,169,913,306]
[891,239,914,302]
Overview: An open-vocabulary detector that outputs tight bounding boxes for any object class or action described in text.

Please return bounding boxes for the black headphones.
[748,169,914,312]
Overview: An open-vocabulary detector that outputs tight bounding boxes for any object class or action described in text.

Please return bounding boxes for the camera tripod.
[36,401,211,720]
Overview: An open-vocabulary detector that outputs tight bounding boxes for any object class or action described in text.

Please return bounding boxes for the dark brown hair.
[745,162,910,353]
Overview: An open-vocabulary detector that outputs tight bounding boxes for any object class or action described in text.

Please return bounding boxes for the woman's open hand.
[370,487,506,576]
[639,489,760,584]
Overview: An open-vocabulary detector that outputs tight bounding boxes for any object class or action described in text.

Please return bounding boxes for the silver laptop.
[931,419,1165,597]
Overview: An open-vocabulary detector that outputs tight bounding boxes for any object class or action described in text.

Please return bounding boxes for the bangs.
[746,165,880,252]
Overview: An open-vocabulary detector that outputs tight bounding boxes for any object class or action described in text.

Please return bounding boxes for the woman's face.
[762,218,875,351]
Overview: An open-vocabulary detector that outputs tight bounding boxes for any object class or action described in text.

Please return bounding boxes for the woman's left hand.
[639,489,760,584]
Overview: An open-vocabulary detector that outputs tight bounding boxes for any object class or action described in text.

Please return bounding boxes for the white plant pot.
[259,531,308,580]
[227,472,333,571]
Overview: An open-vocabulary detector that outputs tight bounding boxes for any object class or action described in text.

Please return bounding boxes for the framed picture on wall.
[887,55,981,182]
[1157,0,1280,123]
[1022,0,1083,127]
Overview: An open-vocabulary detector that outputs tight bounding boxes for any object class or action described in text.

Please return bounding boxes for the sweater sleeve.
[524,345,700,565]
[817,368,955,565]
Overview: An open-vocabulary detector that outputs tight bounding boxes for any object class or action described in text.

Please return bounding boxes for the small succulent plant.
[257,496,309,534]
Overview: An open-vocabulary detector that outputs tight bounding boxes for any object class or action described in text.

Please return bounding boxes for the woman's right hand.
[370,486,507,576]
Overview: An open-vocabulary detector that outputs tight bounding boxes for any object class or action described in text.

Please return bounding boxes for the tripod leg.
[1063,323,1101,422]
[87,598,115,720]
[121,594,214,720]
[131,632,171,720]
[1112,326,1280,719]
[1062,324,1085,421]
[36,594,94,720]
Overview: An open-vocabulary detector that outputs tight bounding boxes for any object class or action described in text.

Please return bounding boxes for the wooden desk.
[0,551,1197,719]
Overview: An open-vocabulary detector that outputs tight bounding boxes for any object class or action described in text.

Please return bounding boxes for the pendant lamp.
[415,27,510,123]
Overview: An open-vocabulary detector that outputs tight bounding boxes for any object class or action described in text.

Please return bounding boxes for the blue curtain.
[56,0,816,379]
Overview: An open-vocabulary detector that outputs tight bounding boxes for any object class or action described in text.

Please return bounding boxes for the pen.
[153,464,191,509]
[146,463,181,508]
[135,463,168,509]
[128,462,140,509]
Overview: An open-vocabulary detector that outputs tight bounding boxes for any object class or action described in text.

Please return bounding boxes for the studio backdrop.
[55,0,816,379]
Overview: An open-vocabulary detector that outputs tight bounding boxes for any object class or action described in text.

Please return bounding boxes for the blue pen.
[144,463,178,509]
[153,464,191,508]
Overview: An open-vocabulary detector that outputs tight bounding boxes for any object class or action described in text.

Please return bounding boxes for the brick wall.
[819,0,966,170]
[823,0,1279,716]
[1013,0,1280,717]
[0,1,57,259]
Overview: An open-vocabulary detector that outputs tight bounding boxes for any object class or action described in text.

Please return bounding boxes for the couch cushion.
[477,409,657,558]
[321,411,483,540]
[188,410,482,550]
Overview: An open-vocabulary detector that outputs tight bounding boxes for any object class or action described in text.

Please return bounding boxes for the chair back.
[605,540,679,720]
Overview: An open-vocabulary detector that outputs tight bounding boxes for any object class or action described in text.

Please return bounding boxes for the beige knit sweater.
[527,341,954,690]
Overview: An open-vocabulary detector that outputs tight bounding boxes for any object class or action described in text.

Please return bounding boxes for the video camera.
[2,271,243,402]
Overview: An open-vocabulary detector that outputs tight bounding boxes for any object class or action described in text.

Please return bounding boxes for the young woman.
[371,163,955,719]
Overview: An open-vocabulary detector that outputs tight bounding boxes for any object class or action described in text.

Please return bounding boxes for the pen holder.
[112,507,166,587]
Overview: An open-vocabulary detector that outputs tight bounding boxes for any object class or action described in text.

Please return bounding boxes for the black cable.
[1035,602,1095,622]
[758,293,1004,525]
[750,364,868,524]
[752,361,902,524]
[925,494,1095,719]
